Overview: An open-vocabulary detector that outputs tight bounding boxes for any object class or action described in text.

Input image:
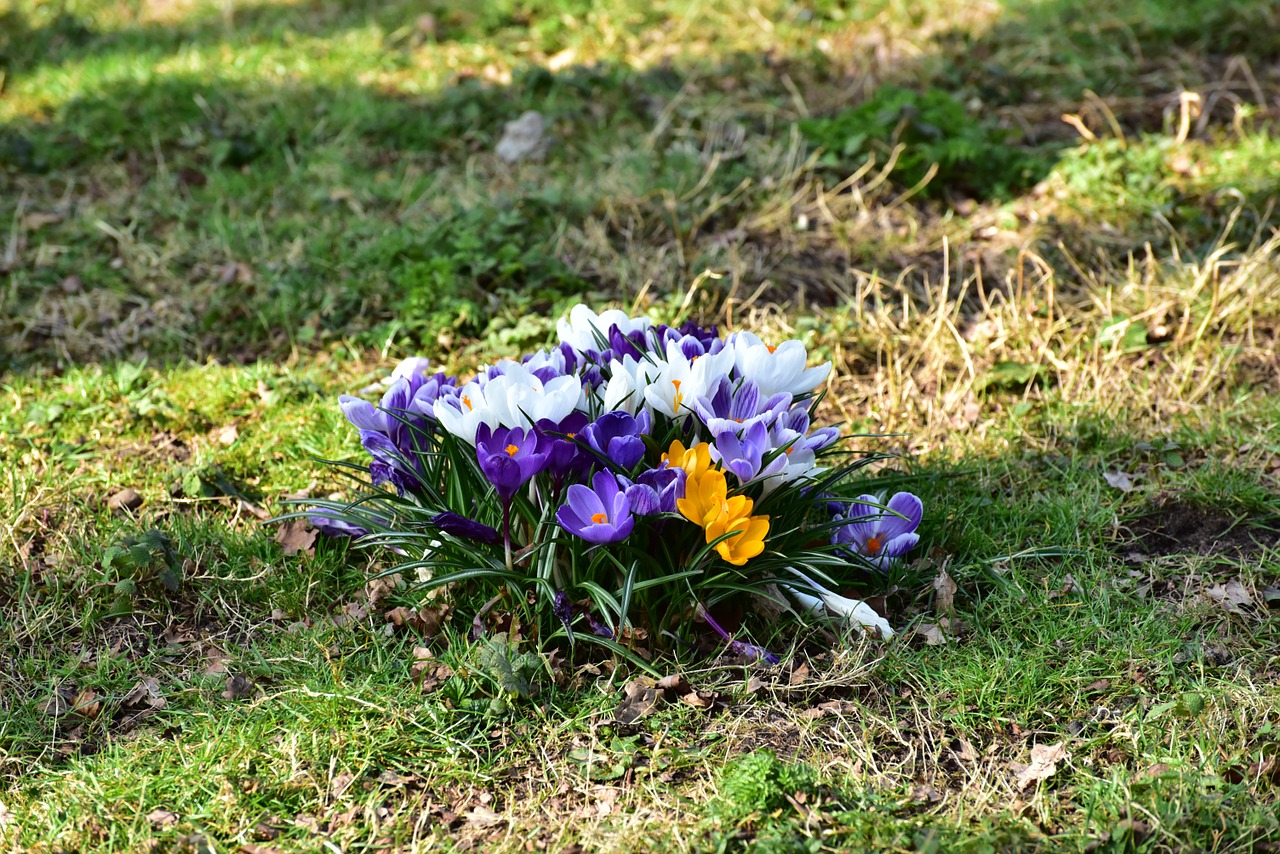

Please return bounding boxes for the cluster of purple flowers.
[314,305,924,641]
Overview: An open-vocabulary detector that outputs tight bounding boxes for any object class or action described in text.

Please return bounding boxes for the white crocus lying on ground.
[782,567,895,639]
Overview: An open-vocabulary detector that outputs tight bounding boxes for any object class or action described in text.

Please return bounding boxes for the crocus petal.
[782,569,894,638]
[340,396,386,433]
[882,532,920,559]
[884,492,924,536]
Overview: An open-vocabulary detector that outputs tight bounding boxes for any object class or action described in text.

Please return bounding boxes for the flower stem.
[502,500,513,573]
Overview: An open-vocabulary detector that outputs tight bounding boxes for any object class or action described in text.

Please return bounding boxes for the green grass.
[4,0,1280,850]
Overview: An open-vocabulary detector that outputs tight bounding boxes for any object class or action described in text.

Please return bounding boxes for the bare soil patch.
[1127,500,1280,558]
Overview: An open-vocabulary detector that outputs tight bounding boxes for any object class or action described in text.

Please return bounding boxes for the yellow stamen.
[505,443,519,456]
[591,512,608,524]
[462,394,473,411]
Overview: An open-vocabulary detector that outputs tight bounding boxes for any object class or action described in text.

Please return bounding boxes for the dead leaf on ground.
[1012,742,1068,790]
[788,662,811,686]
[146,808,179,829]
[911,783,942,803]
[680,689,718,710]
[914,621,947,646]
[466,806,505,828]
[365,573,401,607]
[214,424,238,446]
[273,519,316,555]
[933,565,957,613]
[1104,470,1135,492]
[1204,580,1252,613]
[221,673,260,701]
[107,487,143,512]
[73,688,102,719]
[40,684,77,718]
[951,737,978,762]
[282,482,316,502]
[613,679,661,725]
[119,677,166,731]
[410,647,453,693]
[385,604,450,639]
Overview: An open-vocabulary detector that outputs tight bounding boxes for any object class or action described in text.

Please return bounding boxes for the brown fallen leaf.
[788,662,811,686]
[1013,742,1068,790]
[656,673,691,694]
[273,520,316,556]
[365,574,401,608]
[614,679,661,725]
[933,565,957,614]
[680,689,718,710]
[107,487,143,512]
[1204,580,1252,613]
[222,673,259,701]
[914,621,947,646]
[911,783,942,803]
[385,604,451,639]
[951,737,978,762]
[73,688,102,720]
[466,806,505,828]
[214,424,239,446]
[119,677,166,732]
[146,808,179,829]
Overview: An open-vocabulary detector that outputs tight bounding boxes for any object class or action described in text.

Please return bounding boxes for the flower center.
[766,344,777,354]
[505,443,519,456]
[567,432,575,439]
[672,379,683,409]
[462,394,473,411]
[591,512,608,524]
[865,535,884,555]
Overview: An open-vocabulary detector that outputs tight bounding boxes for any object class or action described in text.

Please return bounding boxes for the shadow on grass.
[2,0,1278,373]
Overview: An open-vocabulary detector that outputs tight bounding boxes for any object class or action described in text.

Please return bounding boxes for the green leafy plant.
[98,529,183,615]
[387,204,587,348]
[799,85,1052,200]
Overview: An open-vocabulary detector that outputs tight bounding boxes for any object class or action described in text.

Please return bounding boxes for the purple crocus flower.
[711,421,784,484]
[832,492,923,569]
[430,512,502,545]
[556,470,635,544]
[307,508,372,538]
[537,412,592,482]
[622,465,686,515]
[694,377,791,436]
[582,411,649,470]
[475,424,548,503]
[553,591,575,630]
[608,325,648,359]
[698,603,780,664]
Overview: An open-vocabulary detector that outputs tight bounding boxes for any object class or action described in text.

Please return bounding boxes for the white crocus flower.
[602,355,665,415]
[643,339,735,420]
[731,331,832,398]
[433,377,493,445]
[782,567,894,638]
[434,361,580,444]
[557,304,651,354]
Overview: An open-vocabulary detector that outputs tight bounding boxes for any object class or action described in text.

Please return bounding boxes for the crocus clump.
[305,304,924,656]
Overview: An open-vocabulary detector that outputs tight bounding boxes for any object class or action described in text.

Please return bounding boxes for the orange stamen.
[505,443,519,456]
[865,535,884,555]
[591,512,607,524]
[462,394,473,411]
[767,344,777,354]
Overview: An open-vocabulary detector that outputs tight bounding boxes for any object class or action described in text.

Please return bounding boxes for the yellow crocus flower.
[707,512,770,566]
[663,439,712,480]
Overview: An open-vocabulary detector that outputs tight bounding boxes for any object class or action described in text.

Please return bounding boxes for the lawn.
[2,0,1280,850]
